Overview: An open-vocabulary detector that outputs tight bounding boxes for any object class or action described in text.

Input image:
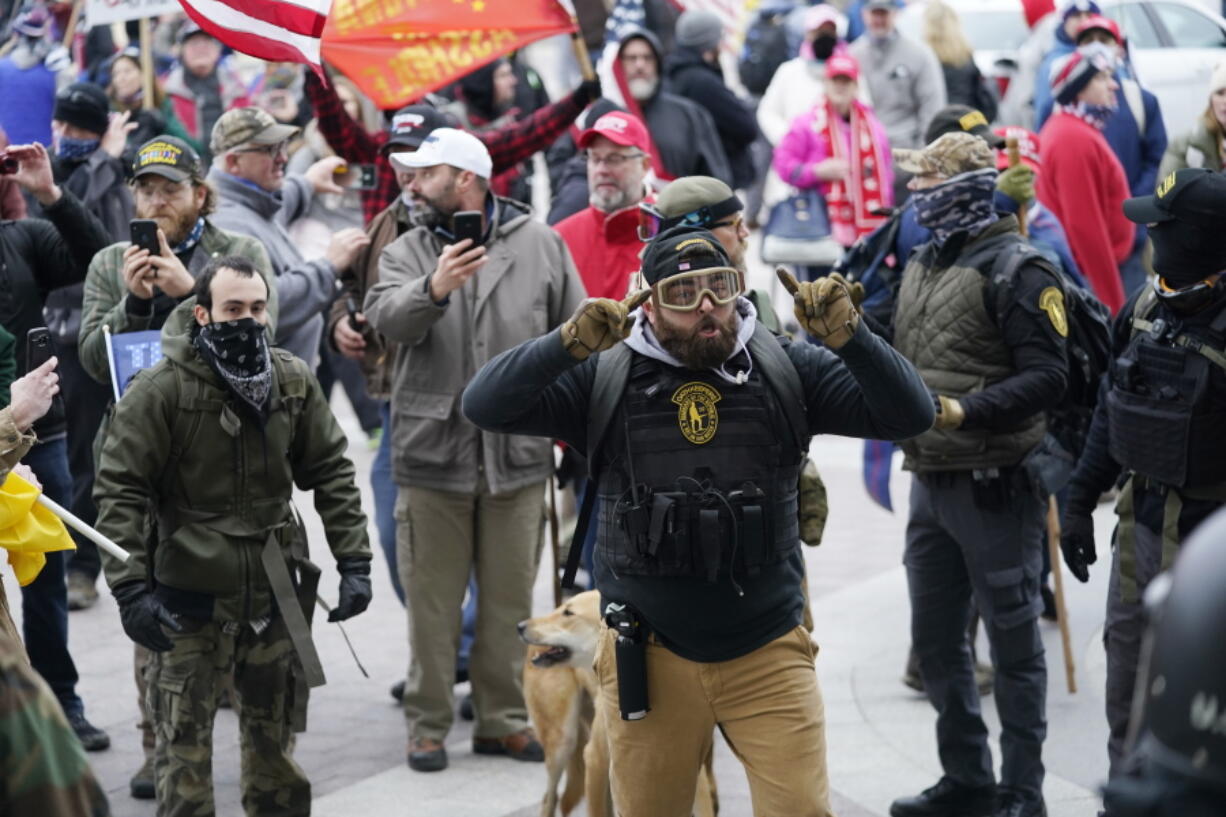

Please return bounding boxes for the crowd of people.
[1,0,1225,815]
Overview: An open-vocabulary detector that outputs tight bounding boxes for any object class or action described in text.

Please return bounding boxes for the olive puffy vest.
[893,222,1046,472]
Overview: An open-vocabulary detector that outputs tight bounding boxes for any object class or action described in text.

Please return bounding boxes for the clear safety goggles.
[655,267,743,311]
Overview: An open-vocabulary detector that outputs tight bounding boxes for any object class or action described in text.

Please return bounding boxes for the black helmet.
[1132,507,1226,792]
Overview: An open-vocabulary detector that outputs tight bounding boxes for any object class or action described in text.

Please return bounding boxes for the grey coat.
[207,167,337,368]
[850,32,947,151]
[364,197,586,494]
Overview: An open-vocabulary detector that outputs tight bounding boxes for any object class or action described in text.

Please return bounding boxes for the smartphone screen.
[129,219,160,255]
[452,211,484,246]
[335,164,378,190]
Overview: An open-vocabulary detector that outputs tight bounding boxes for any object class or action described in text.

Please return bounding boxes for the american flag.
[177,0,332,74]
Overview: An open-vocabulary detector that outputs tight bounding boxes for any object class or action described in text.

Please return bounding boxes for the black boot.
[890,777,996,817]
[993,790,1046,817]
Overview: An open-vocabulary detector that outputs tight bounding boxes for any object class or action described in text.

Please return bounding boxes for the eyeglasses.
[655,268,743,312]
[582,151,645,169]
[235,141,289,159]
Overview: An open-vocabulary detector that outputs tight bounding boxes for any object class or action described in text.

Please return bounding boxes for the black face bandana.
[812,33,838,61]
[192,318,272,420]
[1149,221,1226,289]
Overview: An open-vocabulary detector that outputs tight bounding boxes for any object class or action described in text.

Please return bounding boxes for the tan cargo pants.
[595,624,834,817]
[397,480,545,741]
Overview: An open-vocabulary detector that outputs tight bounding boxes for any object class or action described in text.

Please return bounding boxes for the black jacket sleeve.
[957,260,1068,430]
[26,190,113,294]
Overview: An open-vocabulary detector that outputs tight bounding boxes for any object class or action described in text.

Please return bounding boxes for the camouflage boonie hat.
[210,106,300,156]
[132,136,203,182]
[892,132,995,179]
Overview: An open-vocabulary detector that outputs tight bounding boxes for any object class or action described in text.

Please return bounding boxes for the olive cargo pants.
[397,481,545,741]
[146,617,307,817]
[595,624,834,817]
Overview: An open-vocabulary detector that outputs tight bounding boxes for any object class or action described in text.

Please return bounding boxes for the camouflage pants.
[146,617,308,817]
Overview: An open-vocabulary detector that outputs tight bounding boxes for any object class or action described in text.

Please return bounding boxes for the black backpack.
[738,10,791,96]
[990,243,1112,489]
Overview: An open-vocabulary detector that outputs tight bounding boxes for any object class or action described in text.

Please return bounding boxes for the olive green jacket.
[93,304,369,622]
[1158,121,1223,181]
[78,219,277,386]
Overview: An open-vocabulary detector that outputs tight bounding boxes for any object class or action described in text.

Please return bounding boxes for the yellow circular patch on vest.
[671,382,722,445]
[1039,286,1069,338]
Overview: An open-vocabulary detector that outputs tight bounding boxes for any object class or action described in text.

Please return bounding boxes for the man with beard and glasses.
[1059,168,1226,782]
[608,28,732,186]
[363,128,585,773]
[208,107,371,370]
[93,255,372,816]
[77,135,278,800]
[555,111,654,303]
[880,132,1068,817]
[462,225,933,816]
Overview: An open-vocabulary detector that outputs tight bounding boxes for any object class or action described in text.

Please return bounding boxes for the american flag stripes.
[177,0,332,74]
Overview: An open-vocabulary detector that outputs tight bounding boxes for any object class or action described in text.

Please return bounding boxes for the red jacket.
[1037,111,1134,314]
[554,204,643,300]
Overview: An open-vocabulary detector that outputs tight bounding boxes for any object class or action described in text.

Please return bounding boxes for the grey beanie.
[676,10,723,52]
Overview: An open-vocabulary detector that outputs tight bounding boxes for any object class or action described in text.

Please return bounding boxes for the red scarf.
[817,99,888,242]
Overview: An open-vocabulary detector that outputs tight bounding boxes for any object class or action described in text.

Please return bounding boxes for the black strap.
[561,480,597,590]
[747,323,808,455]
[586,343,632,477]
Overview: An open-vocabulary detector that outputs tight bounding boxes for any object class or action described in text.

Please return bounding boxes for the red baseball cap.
[993,126,1041,172]
[577,111,651,153]
[1075,14,1122,43]
[825,54,859,82]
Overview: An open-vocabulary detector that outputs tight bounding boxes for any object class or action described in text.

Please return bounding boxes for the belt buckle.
[1149,318,1167,340]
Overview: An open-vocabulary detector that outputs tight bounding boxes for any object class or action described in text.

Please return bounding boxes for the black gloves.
[329,558,372,622]
[114,583,183,652]
[1060,508,1097,583]
[574,77,602,107]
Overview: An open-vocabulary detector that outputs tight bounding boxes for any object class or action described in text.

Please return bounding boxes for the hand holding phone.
[25,327,53,373]
[452,211,484,247]
[335,164,377,191]
[130,219,160,255]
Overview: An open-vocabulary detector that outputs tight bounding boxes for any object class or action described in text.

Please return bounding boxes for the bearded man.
[462,224,932,816]
[363,128,586,773]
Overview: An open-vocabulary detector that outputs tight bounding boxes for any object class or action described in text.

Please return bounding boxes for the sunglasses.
[655,268,743,312]
[637,203,743,242]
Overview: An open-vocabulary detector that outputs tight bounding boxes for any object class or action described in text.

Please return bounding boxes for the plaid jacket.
[304,72,588,223]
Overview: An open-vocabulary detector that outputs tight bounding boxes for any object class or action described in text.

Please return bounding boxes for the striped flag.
[177,0,332,74]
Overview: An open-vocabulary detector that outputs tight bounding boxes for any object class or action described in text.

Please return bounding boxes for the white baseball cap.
[388,127,492,180]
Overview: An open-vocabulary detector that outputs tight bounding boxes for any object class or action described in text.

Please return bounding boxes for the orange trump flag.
[321,0,576,110]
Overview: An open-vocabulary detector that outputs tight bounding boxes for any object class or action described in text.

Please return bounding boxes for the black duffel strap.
[562,480,597,590]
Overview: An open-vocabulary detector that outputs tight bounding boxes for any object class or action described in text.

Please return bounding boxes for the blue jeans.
[372,403,403,604]
[375,403,475,670]
[22,437,83,716]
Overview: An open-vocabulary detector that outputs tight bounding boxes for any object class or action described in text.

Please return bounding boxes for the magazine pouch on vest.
[1107,292,1226,490]
[589,325,807,581]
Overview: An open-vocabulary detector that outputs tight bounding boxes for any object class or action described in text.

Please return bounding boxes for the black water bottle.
[605,602,650,721]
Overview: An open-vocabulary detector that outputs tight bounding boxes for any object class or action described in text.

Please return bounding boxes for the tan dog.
[519,591,717,817]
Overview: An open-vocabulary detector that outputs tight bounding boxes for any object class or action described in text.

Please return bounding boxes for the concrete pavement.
[8,410,1120,816]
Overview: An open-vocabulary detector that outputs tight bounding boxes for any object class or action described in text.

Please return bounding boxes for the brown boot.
[407,737,447,772]
[473,727,544,762]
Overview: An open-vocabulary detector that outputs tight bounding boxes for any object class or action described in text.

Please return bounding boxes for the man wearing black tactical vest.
[879,132,1069,817]
[462,225,933,815]
[1059,167,1226,781]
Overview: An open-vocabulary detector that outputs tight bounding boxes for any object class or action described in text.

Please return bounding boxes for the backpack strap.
[586,343,632,477]
[1130,287,1226,374]
[746,322,808,456]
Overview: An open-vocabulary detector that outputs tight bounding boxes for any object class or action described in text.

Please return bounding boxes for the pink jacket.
[772,104,893,247]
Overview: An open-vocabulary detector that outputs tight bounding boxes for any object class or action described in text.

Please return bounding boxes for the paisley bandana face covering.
[192,318,272,420]
[911,168,999,246]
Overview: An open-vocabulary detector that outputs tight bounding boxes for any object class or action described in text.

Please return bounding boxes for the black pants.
[905,470,1048,802]
[60,341,112,582]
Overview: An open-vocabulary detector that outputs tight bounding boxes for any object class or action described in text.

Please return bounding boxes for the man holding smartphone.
[365,128,586,772]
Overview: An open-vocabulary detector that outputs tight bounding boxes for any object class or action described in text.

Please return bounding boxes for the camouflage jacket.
[0,627,109,816]
[77,219,276,386]
[0,408,34,482]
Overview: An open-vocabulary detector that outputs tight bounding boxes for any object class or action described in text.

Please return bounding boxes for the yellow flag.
[0,472,75,586]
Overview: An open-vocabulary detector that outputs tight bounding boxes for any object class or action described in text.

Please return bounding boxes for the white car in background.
[896,0,1226,135]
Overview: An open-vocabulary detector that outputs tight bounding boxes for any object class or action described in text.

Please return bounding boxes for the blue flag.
[863,439,896,512]
[105,329,163,401]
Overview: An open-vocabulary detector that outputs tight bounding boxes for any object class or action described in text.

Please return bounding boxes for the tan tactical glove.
[560,289,652,361]
[932,395,965,430]
[776,268,861,349]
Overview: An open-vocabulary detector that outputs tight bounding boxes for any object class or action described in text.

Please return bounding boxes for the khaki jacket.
[0,408,34,483]
[365,197,586,494]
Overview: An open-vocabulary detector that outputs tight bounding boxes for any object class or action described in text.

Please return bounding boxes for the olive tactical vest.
[893,224,1046,472]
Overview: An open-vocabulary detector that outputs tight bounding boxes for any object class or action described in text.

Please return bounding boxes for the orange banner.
[321,0,576,109]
